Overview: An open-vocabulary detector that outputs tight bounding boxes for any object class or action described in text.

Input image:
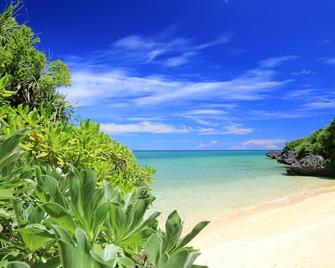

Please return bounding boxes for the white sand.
[193,186,335,268]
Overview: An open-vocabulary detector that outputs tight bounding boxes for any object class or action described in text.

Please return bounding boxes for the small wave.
[271,196,289,203]
[240,205,257,211]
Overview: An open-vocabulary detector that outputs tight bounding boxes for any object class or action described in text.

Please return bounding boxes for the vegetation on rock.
[283,118,335,166]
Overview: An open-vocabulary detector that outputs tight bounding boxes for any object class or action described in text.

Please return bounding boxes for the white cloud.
[111,33,231,66]
[61,67,291,107]
[291,69,314,76]
[303,99,335,110]
[251,110,309,119]
[164,51,197,67]
[223,124,253,135]
[61,71,179,107]
[235,139,286,149]
[190,117,218,126]
[196,140,219,149]
[186,109,227,115]
[322,58,335,65]
[283,89,315,99]
[100,121,191,134]
[199,124,253,135]
[259,56,298,68]
[134,70,291,105]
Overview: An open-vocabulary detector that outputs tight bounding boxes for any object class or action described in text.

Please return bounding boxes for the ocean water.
[135,151,335,224]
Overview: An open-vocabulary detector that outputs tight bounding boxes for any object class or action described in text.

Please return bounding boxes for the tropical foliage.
[0,3,209,267]
[0,131,209,267]
[0,4,71,121]
[0,105,154,193]
[283,118,335,165]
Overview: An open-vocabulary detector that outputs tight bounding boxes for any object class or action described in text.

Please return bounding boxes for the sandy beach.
[194,185,335,268]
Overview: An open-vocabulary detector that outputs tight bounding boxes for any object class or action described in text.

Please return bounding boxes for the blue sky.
[19,0,335,150]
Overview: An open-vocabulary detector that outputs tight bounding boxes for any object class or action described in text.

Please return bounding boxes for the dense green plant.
[0,4,71,120]
[283,118,335,165]
[0,105,154,193]
[0,131,209,267]
[0,74,14,105]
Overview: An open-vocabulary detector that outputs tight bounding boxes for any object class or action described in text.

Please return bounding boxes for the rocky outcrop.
[266,151,335,177]
[265,151,282,159]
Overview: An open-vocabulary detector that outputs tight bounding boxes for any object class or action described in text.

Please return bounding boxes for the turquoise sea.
[136,151,335,224]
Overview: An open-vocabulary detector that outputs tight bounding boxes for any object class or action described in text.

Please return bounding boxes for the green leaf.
[0,188,13,199]
[117,257,136,267]
[55,228,101,268]
[145,234,162,264]
[164,210,183,252]
[165,250,200,268]
[176,221,210,251]
[43,203,76,233]
[0,74,12,90]
[7,261,31,268]
[18,225,53,252]
[0,128,28,159]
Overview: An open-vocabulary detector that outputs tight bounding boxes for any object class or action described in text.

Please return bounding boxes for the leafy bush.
[0,4,71,121]
[283,118,335,165]
[0,130,209,267]
[0,105,154,193]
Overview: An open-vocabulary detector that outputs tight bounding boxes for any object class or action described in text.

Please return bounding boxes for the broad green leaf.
[0,188,13,199]
[145,234,162,264]
[56,228,101,268]
[0,128,28,159]
[43,203,76,233]
[7,261,30,268]
[0,74,12,90]
[176,221,210,251]
[164,210,183,252]
[165,250,200,268]
[18,225,53,252]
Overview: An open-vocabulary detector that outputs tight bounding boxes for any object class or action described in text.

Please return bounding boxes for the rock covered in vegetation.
[266,118,335,177]
[286,155,335,176]
[266,150,335,177]
[265,150,282,159]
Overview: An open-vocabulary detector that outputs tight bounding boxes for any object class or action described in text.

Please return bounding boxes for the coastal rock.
[265,151,282,159]
[266,151,335,177]
[277,150,299,165]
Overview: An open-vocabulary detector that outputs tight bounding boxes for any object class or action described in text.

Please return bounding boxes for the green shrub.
[0,4,71,121]
[0,131,209,268]
[283,118,335,166]
[283,138,304,152]
[0,105,154,193]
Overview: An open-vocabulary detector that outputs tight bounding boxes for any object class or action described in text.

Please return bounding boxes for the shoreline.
[193,184,335,267]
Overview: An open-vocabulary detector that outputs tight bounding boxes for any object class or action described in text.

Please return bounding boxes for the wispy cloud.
[234,139,286,149]
[185,109,228,115]
[322,57,335,65]
[250,110,310,119]
[109,33,231,67]
[100,121,191,134]
[320,39,332,44]
[62,67,291,107]
[134,69,291,105]
[196,140,219,149]
[303,99,335,110]
[291,69,315,76]
[283,89,315,99]
[199,123,253,135]
[259,56,298,68]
